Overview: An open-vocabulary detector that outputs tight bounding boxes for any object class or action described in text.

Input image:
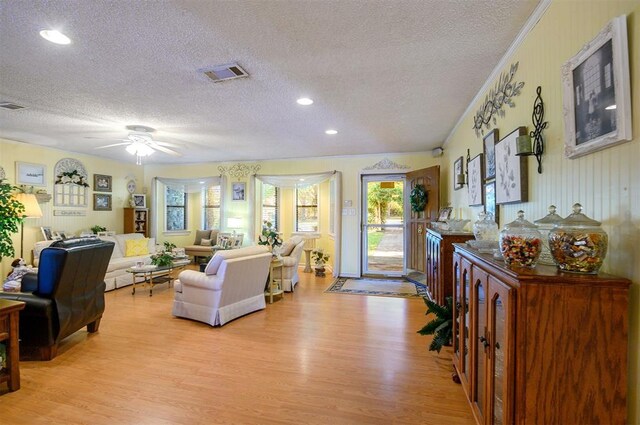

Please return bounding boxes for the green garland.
[410,184,428,213]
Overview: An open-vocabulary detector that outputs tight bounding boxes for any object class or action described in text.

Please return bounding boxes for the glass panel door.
[362,175,405,276]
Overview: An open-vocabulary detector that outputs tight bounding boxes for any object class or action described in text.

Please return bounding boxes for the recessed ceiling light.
[325,129,338,135]
[296,97,313,106]
[39,30,71,45]
[605,104,617,110]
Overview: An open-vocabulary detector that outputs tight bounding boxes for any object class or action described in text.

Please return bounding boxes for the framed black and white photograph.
[232,182,246,201]
[132,194,146,208]
[93,174,112,192]
[482,129,498,181]
[562,15,632,159]
[437,207,453,222]
[453,156,464,191]
[16,162,46,186]
[495,127,528,204]
[484,181,499,225]
[93,193,112,211]
[41,226,53,241]
[467,153,484,206]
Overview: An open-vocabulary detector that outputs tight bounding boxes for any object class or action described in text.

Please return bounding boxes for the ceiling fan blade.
[152,144,182,157]
[95,142,130,149]
[153,140,180,148]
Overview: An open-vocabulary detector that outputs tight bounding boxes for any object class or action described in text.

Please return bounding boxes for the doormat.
[325,277,427,298]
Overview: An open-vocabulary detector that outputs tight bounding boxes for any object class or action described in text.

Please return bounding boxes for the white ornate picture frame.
[562,15,632,158]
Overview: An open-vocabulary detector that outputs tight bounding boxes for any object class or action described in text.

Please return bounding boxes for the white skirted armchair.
[278,236,306,292]
[172,245,272,326]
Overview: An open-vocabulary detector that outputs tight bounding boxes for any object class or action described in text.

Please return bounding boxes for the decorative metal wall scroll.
[529,86,548,173]
[362,158,410,171]
[218,163,261,180]
[473,62,525,137]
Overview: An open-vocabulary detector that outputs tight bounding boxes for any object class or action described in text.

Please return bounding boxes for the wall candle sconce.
[455,149,471,186]
[516,86,548,173]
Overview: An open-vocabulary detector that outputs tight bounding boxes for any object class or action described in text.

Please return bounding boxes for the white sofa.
[172,245,272,326]
[32,233,156,292]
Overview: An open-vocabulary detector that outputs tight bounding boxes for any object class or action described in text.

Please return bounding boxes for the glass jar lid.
[503,210,538,231]
[555,203,601,228]
[534,205,564,226]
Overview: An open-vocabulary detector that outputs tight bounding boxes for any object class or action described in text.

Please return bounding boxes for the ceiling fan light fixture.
[39,29,71,45]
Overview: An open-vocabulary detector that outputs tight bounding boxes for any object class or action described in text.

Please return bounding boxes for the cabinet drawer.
[0,314,7,335]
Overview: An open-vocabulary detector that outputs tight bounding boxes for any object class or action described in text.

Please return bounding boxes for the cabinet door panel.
[471,268,489,423]
[489,276,514,425]
[460,259,472,388]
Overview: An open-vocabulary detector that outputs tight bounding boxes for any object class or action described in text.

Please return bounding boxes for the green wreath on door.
[410,184,428,213]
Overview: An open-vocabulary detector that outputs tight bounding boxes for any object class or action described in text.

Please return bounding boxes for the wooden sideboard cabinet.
[124,207,149,237]
[452,243,630,425]
[425,228,473,305]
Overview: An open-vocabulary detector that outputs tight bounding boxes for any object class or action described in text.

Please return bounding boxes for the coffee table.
[127,259,190,296]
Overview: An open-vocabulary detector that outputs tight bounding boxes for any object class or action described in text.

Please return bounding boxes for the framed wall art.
[132,194,146,208]
[495,127,528,204]
[232,182,246,201]
[453,156,464,191]
[467,153,484,206]
[94,174,112,192]
[16,162,46,186]
[93,193,112,211]
[484,181,499,225]
[561,15,632,158]
[482,129,498,180]
[41,226,53,241]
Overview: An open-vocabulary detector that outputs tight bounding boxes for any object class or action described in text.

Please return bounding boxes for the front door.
[406,166,440,274]
[361,175,405,277]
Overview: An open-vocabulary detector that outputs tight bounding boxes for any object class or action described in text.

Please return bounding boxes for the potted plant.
[0,179,25,261]
[417,296,453,353]
[257,220,283,252]
[91,225,107,235]
[150,251,173,267]
[311,248,330,277]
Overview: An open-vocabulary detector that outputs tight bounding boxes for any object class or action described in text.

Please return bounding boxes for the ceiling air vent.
[203,63,249,83]
[0,102,27,110]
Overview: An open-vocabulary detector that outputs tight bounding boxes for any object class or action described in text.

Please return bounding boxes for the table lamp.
[13,193,43,259]
[227,217,242,236]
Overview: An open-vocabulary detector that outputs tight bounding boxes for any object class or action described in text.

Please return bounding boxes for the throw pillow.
[194,230,211,245]
[281,239,296,256]
[125,238,150,257]
[201,238,212,246]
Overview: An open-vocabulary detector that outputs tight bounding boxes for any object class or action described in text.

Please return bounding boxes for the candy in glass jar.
[534,205,564,266]
[499,210,542,268]
[548,203,608,274]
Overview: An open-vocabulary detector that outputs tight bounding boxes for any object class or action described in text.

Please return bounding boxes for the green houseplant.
[417,296,453,353]
[0,179,25,260]
[150,251,173,267]
[257,220,282,250]
[91,225,107,234]
[312,248,330,277]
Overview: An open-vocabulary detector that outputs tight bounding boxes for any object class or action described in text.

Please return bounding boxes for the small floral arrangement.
[312,248,330,266]
[55,170,89,187]
[257,220,283,250]
[150,250,173,267]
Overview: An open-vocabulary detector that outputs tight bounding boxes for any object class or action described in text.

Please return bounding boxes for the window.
[166,185,187,231]
[262,184,279,230]
[203,184,221,230]
[296,185,318,232]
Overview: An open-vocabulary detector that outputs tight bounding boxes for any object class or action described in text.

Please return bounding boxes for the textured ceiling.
[0,0,539,165]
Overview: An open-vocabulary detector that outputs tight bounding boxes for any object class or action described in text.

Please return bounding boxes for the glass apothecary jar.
[499,210,543,268]
[548,203,608,274]
[534,205,564,266]
[473,212,499,241]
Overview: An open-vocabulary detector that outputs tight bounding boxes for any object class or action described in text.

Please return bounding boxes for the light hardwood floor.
[0,269,474,424]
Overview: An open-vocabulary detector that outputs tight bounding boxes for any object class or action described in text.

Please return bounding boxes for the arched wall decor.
[362,158,410,171]
[53,158,89,207]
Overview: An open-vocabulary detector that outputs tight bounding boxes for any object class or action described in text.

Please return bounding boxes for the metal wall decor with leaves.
[473,62,525,137]
[218,163,261,180]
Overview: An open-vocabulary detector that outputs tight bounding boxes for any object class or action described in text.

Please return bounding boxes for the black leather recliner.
[0,237,114,360]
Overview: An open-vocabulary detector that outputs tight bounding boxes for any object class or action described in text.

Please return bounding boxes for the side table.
[0,299,26,392]
[266,258,284,304]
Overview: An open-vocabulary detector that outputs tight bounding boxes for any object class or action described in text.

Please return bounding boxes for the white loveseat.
[278,236,306,292]
[172,245,272,326]
[33,233,156,291]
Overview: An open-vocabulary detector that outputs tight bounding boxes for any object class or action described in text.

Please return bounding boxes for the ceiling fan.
[95,125,182,164]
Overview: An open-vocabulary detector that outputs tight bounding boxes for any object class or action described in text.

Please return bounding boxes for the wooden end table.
[0,299,26,392]
[265,258,284,304]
